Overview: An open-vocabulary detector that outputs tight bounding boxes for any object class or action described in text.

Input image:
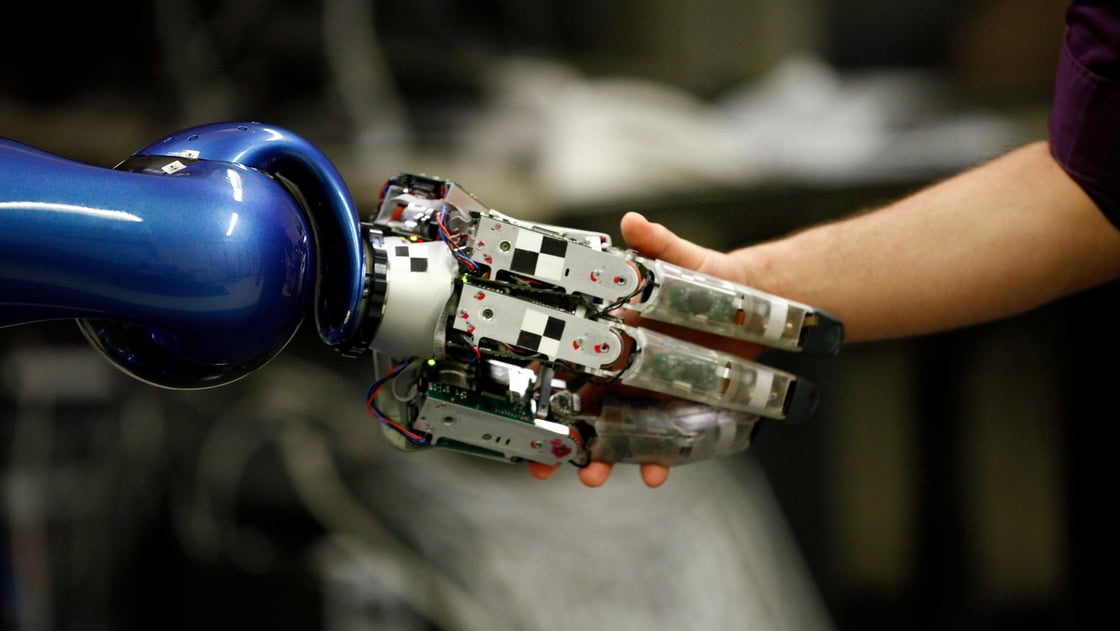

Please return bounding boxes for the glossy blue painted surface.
[0,122,366,388]
[133,121,366,347]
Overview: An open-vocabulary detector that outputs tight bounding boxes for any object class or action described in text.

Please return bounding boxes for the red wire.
[366,373,427,443]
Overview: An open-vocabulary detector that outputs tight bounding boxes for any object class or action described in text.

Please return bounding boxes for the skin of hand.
[531,140,1120,488]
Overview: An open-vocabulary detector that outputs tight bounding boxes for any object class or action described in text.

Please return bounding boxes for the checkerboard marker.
[509,231,568,281]
[516,309,566,357]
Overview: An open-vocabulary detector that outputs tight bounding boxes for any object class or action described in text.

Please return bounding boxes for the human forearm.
[733,141,1120,343]
[597,141,1120,489]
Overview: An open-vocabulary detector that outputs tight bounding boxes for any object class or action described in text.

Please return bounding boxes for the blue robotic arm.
[0,122,366,388]
[0,121,842,468]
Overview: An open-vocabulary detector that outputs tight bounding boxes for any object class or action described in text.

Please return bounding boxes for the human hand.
[618,211,754,288]
[528,212,766,488]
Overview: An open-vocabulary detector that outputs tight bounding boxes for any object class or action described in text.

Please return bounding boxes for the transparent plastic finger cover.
[636,258,812,351]
[588,400,760,466]
[620,327,796,419]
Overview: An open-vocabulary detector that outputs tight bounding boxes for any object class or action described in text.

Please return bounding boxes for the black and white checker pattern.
[516,309,566,357]
[392,245,428,272]
[509,230,567,281]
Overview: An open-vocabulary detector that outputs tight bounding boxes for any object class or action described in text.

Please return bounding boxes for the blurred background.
[2,1,1113,629]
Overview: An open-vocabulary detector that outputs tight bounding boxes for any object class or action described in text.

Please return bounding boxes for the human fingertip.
[620,212,658,253]
[619,212,640,237]
[528,462,558,480]
[578,461,612,487]
[641,465,670,488]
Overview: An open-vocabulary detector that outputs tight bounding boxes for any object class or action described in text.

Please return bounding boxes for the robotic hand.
[0,121,842,471]
[361,174,843,468]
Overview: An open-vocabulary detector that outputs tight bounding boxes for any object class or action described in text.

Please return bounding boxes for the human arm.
[540,1,1120,488]
[570,139,1120,487]
[696,140,1120,344]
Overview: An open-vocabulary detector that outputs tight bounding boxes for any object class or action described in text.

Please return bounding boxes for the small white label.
[160,160,187,174]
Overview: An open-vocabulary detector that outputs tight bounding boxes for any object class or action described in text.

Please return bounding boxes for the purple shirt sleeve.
[1049,0,1120,230]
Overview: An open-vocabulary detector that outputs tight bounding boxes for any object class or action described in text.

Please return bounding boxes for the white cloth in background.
[459,56,1016,206]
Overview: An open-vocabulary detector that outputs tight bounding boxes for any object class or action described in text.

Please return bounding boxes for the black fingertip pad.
[802,309,844,355]
[749,417,767,442]
[783,379,819,424]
